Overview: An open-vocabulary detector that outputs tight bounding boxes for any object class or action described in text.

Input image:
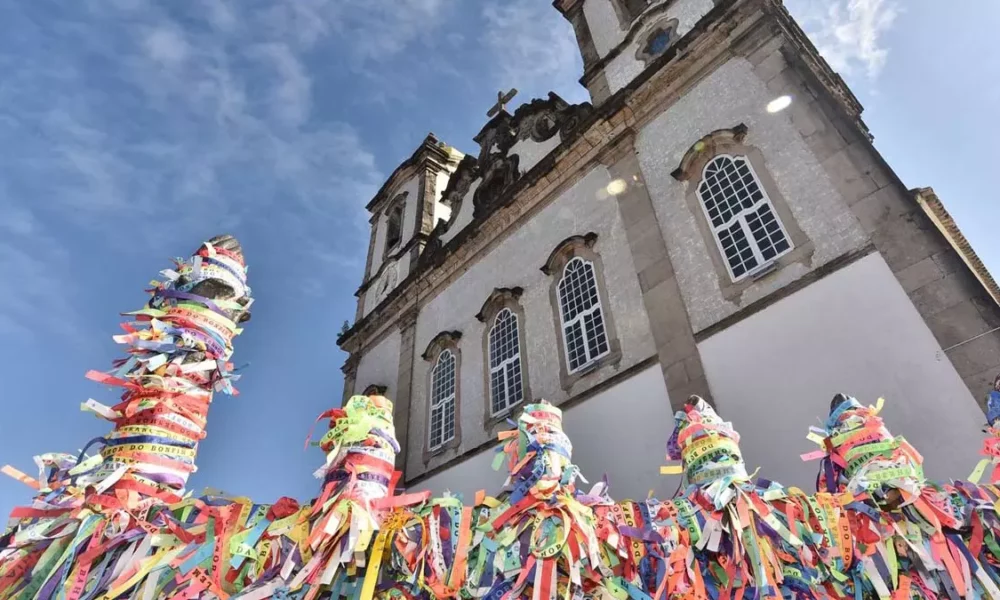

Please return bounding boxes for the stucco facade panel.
[636,57,868,333]
[417,364,675,501]
[354,328,402,401]
[699,253,984,488]
[605,0,715,94]
[406,166,656,479]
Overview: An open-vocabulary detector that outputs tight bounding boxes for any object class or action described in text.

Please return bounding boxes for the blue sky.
[0,0,997,517]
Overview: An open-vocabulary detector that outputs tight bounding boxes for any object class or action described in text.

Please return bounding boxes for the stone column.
[603,133,713,412]
[341,354,360,403]
[394,307,420,474]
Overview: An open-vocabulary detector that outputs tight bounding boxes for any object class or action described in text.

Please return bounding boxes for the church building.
[336,0,1000,499]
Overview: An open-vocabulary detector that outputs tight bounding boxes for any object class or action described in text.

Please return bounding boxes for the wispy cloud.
[0,0,588,338]
[481,0,588,104]
[787,0,900,78]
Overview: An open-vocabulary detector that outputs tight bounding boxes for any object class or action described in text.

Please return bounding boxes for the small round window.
[648,30,672,55]
[636,19,679,65]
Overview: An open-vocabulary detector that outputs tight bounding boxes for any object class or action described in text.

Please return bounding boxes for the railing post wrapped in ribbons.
[970,374,1000,485]
[268,394,415,600]
[476,402,604,600]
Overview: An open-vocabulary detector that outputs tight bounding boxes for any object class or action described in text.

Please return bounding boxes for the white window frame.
[557,257,610,375]
[696,154,793,282]
[428,349,456,450]
[488,308,524,417]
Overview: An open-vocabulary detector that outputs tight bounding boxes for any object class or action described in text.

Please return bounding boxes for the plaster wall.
[417,364,676,501]
[605,0,715,95]
[353,328,402,401]
[699,253,985,488]
[407,166,656,480]
[509,133,562,175]
[636,57,868,333]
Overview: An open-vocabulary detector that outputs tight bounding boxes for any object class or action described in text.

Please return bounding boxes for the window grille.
[558,258,610,373]
[488,308,524,416]
[429,349,456,449]
[697,155,792,280]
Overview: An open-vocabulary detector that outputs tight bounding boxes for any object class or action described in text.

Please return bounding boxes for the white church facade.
[337,0,1000,500]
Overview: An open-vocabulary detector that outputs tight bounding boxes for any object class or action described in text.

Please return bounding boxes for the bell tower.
[555,0,715,105]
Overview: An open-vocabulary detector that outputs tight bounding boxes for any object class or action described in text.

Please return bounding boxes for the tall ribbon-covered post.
[81,234,253,504]
[276,395,406,600]
[0,234,253,600]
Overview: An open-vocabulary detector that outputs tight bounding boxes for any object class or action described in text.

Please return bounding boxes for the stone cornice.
[915,188,1000,307]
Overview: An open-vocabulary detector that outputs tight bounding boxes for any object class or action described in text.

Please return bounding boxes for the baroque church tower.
[338,0,1000,497]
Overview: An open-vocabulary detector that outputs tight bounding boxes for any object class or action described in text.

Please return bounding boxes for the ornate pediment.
[414,94,593,288]
[470,93,592,220]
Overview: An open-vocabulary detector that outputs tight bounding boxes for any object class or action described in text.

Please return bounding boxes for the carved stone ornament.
[438,155,480,228]
[671,124,749,181]
[421,330,462,361]
[540,232,599,275]
[470,92,592,220]
[475,287,525,322]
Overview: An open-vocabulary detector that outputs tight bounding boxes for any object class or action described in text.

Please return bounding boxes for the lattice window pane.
[506,361,523,405]
[490,369,506,415]
[429,349,456,448]
[559,258,610,374]
[489,309,525,416]
[746,204,790,261]
[697,155,792,281]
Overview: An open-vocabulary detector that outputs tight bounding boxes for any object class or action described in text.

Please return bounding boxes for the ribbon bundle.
[9,237,1000,600]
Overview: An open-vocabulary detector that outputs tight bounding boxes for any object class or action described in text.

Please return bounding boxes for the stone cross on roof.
[487,88,518,118]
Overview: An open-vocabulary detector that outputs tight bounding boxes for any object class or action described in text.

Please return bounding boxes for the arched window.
[384,203,403,254]
[488,308,524,416]
[697,155,792,281]
[429,349,457,449]
[558,257,610,373]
